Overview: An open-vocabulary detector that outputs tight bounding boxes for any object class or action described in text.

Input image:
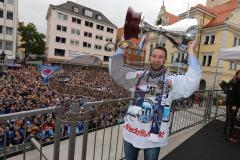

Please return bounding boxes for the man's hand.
[187,40,196,56]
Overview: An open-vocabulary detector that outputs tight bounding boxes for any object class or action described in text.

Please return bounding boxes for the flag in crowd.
[38,64,62,85]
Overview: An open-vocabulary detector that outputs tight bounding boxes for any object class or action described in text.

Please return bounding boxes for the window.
[75,40,79,46]
[72,17,81,24]
[6,27,13,35]
[106,38,112,42]
[56,25,67,32]
[96,24,104,30]
[0,40,2,49]
[104,46,112,51]
[204,35,215,45]
[94,44,102,50]
[97,15,102,21]
[55,36,66,43]
[230,62,237,70]
[5,41,13,50]
[71,28,80,35]
[171,55,174,63]
[70,40,74,45]
[233,37,240,46]
[83,42,91,48]
[70,40,79,46]
[204,36,209,45]
[210,35,215,44]
[7,0,13,4]
[96,35,103,40]
[0,10,3,18]
[202,54,212,66]
[57,12,68,21]
[85,21,93,27]
[54,49,65,56]
[85,10,93,17]
[0,0,4,3]
[207,55,212,66]
[84,32,92,38]
[103,56,109,62]
[0,25,2,34]
[107,27,114,33]
[73,7,79,13]
[7,11,13,20]
[234,37,237,46]
[202,55,207,65]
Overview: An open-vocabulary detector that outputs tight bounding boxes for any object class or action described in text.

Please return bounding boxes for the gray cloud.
[19,0,206,34]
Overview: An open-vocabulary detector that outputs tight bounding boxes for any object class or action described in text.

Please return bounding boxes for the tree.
[18,23,46,64]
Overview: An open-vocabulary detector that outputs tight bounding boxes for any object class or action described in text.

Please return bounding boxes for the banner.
[39,64,62,85]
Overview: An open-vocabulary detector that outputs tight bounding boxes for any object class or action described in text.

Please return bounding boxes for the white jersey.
[110,48,201,149]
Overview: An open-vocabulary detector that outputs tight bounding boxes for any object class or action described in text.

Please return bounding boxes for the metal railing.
[0,90,226,160]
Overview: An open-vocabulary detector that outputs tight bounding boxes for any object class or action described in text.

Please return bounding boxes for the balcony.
[0,90,238,160]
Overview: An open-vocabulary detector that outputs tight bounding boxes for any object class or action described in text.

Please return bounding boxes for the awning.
[219,46,240,64]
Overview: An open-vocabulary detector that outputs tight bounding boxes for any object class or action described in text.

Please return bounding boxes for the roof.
[205,0,238,28]
[192,4,216,16]
[165,12,180,24]
[219,46,240,64]
[50,1,117,28]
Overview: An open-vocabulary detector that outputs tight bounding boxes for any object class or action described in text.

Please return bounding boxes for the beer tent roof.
[219,46,240,64]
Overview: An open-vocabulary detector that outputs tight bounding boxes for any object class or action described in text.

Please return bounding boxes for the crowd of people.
[0,65,129,148]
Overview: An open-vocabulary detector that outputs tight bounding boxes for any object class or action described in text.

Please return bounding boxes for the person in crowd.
[0,64,129,147]
[226,69,240,143]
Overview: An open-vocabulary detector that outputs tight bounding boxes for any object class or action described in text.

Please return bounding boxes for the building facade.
[144,0,240,89]
[45,1,117,66]
[0,0,18,61]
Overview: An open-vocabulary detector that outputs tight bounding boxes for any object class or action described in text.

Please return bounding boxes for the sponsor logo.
[124,123,165,138]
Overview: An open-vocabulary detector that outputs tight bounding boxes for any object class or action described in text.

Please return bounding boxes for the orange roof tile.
[193,4,216,16]
[165,12,180,24]
[205,0,237,27]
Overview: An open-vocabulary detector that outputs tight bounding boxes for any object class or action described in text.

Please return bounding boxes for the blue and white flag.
[39,64,62,85]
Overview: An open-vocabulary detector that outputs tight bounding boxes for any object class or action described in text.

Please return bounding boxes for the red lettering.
[159,131,165,137]
[124,123,150,137]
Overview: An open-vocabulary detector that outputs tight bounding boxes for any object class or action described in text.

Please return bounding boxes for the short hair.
[152,46,167,58]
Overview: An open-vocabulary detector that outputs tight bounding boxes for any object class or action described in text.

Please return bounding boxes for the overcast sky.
[19,0,206,34]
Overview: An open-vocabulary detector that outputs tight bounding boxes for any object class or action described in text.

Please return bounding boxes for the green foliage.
[18,23,46,63]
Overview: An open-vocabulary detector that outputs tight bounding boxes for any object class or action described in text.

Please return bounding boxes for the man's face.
[150,49,166,71]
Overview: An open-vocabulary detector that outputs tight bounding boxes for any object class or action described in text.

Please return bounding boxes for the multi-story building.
[144,0,240,89]
[16,21,24,61]
[0,0,18,61]
[45,1,117,66]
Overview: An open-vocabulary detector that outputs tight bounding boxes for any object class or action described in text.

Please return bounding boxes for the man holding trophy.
[110,7,202,160]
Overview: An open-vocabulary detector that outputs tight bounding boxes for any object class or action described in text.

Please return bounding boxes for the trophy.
[124,7,198,52]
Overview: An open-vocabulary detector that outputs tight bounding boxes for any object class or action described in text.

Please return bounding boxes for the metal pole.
[40,115,45,160]
[53,117,61,160]
[81,121,89,160]
[67,121,76,160]
[3,125,7,160]
[169,105,176,134]
[23,118,27,160]
[213,59,220,90]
